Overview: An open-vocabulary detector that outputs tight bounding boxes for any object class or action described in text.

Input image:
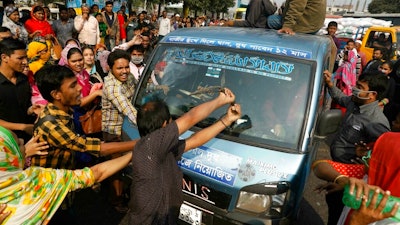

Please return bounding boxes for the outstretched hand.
[0,204,10,224]
[218,88,235,106]
[225,104,242,124]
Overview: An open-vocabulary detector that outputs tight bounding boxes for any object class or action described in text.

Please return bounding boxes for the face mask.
[379,68,388,74]
[131,55,144,65]
[352,87,375,100]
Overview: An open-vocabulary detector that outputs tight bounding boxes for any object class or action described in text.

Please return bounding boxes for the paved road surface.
[72,143,331,225]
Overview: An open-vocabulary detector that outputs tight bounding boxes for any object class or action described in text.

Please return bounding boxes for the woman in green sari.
[0,126,133,224]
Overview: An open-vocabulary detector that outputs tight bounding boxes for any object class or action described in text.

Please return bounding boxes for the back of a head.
[0,37,26,57]
[358,72,388,100]
[35,65,75,102]
[137,101,170,137]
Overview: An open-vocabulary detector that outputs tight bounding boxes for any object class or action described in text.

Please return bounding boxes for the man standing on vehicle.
[323,70,390,225]
[276,0,326,34]
[129,89,241,224]
[225,0,277,28]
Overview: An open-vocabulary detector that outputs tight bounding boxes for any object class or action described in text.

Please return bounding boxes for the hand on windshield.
[218,88,235,105]
[225,103,242,124]
[323,70,334,88]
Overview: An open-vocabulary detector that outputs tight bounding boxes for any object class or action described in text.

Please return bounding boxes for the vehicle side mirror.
[315,109,342,138]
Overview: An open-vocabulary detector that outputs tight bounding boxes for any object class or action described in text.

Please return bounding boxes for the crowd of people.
[0,0,399,224]
[314,20,400,225]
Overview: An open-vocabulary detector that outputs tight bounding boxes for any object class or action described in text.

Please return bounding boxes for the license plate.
[179,203,202,225]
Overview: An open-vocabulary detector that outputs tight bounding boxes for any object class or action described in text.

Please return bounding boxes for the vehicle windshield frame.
[133,43,317,153]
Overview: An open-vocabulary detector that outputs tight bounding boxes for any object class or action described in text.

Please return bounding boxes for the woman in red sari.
[313,132,400,225]
[24,5,55,40]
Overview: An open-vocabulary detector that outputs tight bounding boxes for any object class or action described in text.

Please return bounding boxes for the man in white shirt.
[158,10,171,41]
[74,4,100,47]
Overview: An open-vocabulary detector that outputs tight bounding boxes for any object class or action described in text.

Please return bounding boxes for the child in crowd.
[95,13,107,44]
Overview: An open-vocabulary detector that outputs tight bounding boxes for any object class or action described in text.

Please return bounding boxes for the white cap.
[355,40,362,44]
[175,14,180,17]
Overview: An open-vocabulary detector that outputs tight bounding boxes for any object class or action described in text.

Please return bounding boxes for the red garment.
[368,132,400,197]
[325,160,365,179]
[24,6,55,37]
[118,14,126,40]
[76,69,91,98]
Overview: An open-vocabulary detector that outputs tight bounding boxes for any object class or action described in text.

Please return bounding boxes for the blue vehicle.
[122,27,337,224]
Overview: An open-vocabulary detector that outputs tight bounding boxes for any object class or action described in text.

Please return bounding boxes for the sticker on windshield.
[205,67,221,78]
[164,48,295,81]
[164,36,312,59]
[178,146,242,186]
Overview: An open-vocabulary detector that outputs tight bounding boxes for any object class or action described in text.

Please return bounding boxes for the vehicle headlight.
[235,181,289,216]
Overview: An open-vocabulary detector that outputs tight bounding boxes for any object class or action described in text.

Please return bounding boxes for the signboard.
[68,0,127,12]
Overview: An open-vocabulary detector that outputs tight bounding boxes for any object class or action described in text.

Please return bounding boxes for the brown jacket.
[102,12,120,40]
[282,0,326,34]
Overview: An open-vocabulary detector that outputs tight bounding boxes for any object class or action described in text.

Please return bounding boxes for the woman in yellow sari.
[0,126,133,224]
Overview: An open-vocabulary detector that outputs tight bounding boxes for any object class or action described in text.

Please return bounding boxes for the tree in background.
[368,0,400,13]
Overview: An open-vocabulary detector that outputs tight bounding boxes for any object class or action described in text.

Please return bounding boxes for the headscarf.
[27,40,51,74]
[97,50,111,74]
[0,126,95,224]
[24,5,55,37]
[58,42,80,66]
[4,5,18,17]
[0,126,23,171]
[27,40,48,59]
[59,46,92,97]
[2,6,29,43]
[94,43,107,59]
[368,132,400,197]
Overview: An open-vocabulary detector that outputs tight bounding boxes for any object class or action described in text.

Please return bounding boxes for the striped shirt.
[102,72,137,136]
[32,103,101,169]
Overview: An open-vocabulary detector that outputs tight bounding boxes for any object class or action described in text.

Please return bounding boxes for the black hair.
[33,6,44,13]
[107,49,130,68]
[128,44,144,54]
[105,1,113,6]
[373,47,387,60]
[129,11,137,16]
[0,37,26,57]
[358,72,388,100]
[141,31,151,37]
[347,39,355,45]
[328,21,338,28]
[35,65,75,102]
[81,45,94,54]
[91,4,99,9]
[137,101,171,137]
[67,47,82,60]
[0,26,11,33]
[382,60,394,70]
[59,6,68,12]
